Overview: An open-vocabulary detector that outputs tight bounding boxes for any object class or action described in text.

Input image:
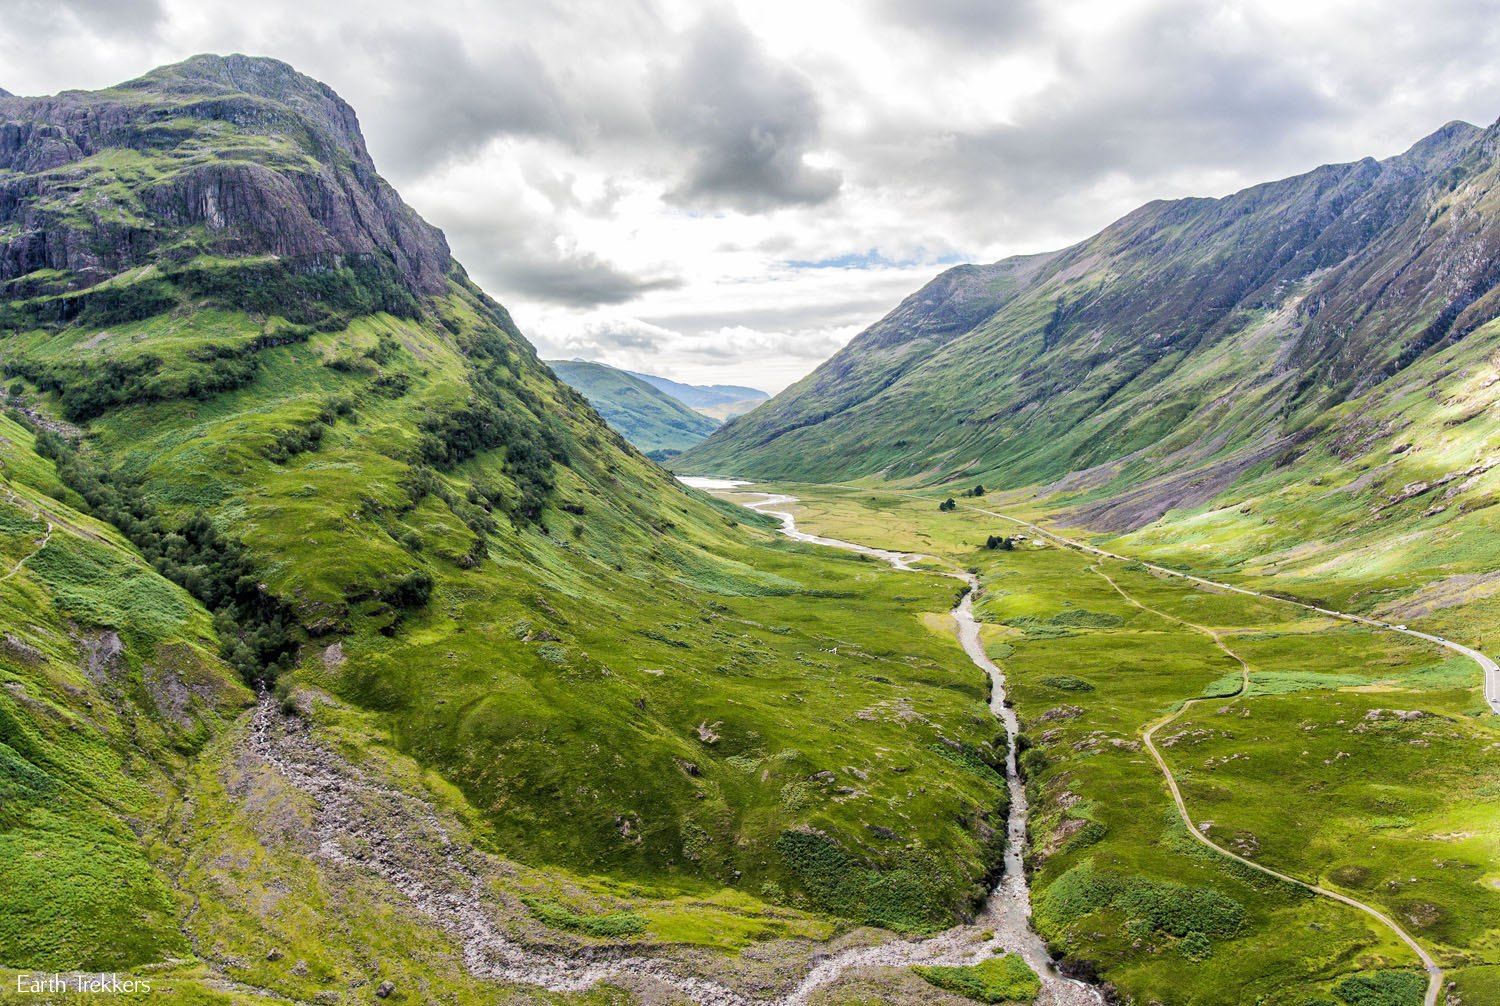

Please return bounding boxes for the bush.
[985,535,1015,550]
[389,570,433,609]
[1036,862,1245,941]
[520,896,647,938]
[913,954,1040,1004]
[774,829,952,932]
[940,498,957,512]
[1331,970,1427,1006]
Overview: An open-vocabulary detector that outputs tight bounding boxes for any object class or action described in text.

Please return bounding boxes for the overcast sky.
[5,0,1500,391]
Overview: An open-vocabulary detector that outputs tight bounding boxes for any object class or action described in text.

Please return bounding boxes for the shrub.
[774,829,952,932]
[1035,862,1245,941]
[389,570,433,609]
[940,498,957,512]
[913,954,1040,1003]
[520,896,647,938]
[1331,970,1427,1006]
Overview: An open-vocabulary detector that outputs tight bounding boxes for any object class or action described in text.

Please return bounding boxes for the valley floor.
[722,483,1500,1006]
[4,472,1497,1006]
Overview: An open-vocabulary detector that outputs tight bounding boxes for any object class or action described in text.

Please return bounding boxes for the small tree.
[939,498,957,512]
[985,535,1015,551]
[969,484,985,497]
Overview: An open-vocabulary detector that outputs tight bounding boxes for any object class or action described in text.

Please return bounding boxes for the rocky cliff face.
[0,54,450,299]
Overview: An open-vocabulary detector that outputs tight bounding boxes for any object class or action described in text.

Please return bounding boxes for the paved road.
[960,502,1500,715]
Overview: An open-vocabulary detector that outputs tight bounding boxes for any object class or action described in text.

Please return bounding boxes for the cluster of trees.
[5,327,317,423]
[985,535,1016,551]
[417,327,570,525]
[939,486,986,512]
[5,348,259,422]
[31,426,302,683]
[173,256,421,331]
[397,465,499,569]
[263,396,355,464]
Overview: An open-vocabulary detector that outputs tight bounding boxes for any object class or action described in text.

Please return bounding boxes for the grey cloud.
[439,200,680,309]
[496,255,681,308]
[655,11,841,212]
[354,27,575,175]
[28,0,163,30]
[853,0,1346,242]
[876,0,1043,49]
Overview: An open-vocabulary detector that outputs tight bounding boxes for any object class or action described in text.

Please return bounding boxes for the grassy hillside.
[0,55,1021,998]
[548,359,718,456]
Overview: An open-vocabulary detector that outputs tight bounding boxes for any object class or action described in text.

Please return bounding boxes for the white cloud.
[2,0,1498,391]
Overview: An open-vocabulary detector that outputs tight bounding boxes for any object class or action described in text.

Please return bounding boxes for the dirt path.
[0,485,52,583]
[1087,564,1444,1006]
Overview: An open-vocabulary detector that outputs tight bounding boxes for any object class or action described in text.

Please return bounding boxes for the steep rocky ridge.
[0,54,449,300]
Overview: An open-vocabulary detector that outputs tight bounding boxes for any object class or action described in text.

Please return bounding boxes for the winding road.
[955,501,1500,716]
[938,495,1500,1006]
[742,484,1493,1006]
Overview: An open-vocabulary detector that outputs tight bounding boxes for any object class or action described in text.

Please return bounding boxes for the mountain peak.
[0,56,450,298]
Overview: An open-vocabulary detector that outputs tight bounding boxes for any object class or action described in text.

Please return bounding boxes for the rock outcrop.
[0,54,450,299]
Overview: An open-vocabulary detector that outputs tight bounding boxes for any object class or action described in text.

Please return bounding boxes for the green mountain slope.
[625,371,769,421]
[0,410,248,972]
[680,120,1499,499]
[547,358,718,455]
[0,55,1018,996]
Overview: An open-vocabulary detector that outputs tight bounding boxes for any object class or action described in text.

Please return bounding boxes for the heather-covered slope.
[548,358,718,455]
[681,119,1499,507]
[0,56,1016,996]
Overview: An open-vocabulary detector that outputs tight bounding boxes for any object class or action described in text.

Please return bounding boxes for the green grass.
[912,953,1041,1003]
[0,286,1014,990]
[767,485,1500,1005]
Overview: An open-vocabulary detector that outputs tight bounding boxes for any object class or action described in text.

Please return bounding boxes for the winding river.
[681,478,1103,1006]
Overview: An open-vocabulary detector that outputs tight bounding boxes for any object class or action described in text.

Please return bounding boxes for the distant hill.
[626,370,769,420]
[547,359,718,456]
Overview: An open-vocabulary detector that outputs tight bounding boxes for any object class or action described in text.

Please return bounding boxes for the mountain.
[0,55,1016,991]
[547,358,718,456]
[681,120,1500,503]
[627,369,769,420]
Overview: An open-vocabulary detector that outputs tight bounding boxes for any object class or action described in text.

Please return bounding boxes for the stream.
[239,480,1102,1006]
[683,478,1103,1006]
